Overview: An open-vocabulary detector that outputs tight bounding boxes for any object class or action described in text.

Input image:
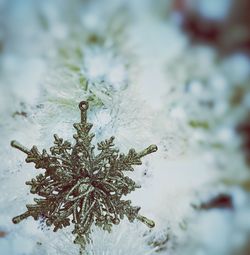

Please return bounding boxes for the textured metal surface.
[11,101,157,250]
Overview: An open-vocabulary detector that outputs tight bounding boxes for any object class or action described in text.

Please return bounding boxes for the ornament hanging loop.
[79,101,89,123]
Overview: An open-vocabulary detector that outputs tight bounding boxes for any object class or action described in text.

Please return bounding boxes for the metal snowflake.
[11,101,157,250]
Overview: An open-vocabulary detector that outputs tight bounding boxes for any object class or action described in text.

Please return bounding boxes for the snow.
[0,0,250,255]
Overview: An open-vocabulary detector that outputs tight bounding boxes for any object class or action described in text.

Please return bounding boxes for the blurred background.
[0,1,250,255]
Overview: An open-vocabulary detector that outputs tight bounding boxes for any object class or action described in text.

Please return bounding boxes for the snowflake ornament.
[11,101,157,252]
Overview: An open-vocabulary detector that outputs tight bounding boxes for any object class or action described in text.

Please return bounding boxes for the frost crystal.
[11,101,157,252]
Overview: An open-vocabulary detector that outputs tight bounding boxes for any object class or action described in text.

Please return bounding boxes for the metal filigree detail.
[11,101,157,250]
